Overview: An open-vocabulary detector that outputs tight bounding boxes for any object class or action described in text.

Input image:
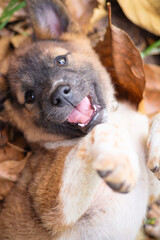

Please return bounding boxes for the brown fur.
[0,146,73,239]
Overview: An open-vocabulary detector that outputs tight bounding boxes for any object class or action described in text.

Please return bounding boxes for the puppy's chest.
[57,184,122,240]
[57,181,144,240]
[57,183,113,240]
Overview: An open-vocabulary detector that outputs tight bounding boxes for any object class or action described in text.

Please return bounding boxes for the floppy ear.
[26,0,75,39]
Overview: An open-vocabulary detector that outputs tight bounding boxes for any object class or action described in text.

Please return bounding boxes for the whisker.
[44,110,53,123]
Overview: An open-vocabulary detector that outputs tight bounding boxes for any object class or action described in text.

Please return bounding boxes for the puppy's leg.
[147,113,160,179]
[90,123,140,193]
[59,122,140,229]
[144,198,160,238]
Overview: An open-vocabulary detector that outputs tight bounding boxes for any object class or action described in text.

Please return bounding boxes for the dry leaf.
[0,49,12,74]
[95,3,145,106]
[0,179,13,200]
[0,144,25,163]
[0,36,13,75]
[143,64,160,117]
[0,157,27,181]
[8,21,32,35]
[0,123,8,147]
[0,121,29,195]
[0,124,30,199]
[11,34,28,48]
[0,0,10,15]
[0,36,10,63]
[117,0,160,36]
[0,151,30,201]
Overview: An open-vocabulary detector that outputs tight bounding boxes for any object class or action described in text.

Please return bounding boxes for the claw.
[97,170,112,179]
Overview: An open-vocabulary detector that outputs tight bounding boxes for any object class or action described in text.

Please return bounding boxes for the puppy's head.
[2,0,114,143]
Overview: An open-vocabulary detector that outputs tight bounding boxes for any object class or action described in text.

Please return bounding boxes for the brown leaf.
[0,36,10,63]
[143,64,160,117]
[0,1,10,14]
[0,179,13,200]
[0,123,8,148]
[8,21,32,35]
[0,36,13,75]
[10,34,28,48]
[117,0,160,36]
[0,50,12,74]
[0,122,30,200]
[0,157,27,181]
[0,144,25,164]
[94,3,146,106]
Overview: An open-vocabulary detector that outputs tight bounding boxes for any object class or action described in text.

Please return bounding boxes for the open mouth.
[67,96,100,128]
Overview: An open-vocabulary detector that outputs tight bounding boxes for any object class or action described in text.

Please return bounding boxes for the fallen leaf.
[0,122,8,147]
[0,49,12,74]
[95,3,145,106]
[0,125,30,200]
[0,0,10,14]
[0,28,11,37]
[0,157,27,181]
[0,36,10,63]
[0,144,25,164]
[143,63,160,117]
[11,34,28,48]
[117,0,160,36]
[0,123,29,161]
[8,20,32,35]
[0,179,13,200]
[0,36,13,75]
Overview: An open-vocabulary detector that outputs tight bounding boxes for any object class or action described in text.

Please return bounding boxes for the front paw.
[144,199,160,239]
[90,124,140,193]
[147,114,160,179]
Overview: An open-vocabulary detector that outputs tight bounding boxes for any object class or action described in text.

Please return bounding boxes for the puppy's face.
[2,1,114,143]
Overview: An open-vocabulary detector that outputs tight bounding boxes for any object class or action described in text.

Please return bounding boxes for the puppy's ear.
[26,0,75,39]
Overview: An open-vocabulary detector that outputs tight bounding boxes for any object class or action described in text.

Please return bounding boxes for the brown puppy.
[0,0,157,239]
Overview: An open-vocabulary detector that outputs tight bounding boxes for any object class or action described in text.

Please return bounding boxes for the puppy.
[0,0,158,239]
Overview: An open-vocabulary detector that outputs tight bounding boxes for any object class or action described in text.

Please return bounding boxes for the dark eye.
[55,55,67,66]
[25,90,35,104]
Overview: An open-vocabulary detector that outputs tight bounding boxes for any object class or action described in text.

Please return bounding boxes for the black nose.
[51,85,72,107]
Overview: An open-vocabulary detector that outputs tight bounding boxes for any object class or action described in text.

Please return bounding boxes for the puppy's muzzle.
[51,84,72,107]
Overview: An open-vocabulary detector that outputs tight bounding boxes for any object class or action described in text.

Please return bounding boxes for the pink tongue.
[68,97,94,125]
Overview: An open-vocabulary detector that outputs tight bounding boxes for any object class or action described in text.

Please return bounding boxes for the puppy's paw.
[144,200,160,239]
[147,114,160,179]
[90,123,139,193]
